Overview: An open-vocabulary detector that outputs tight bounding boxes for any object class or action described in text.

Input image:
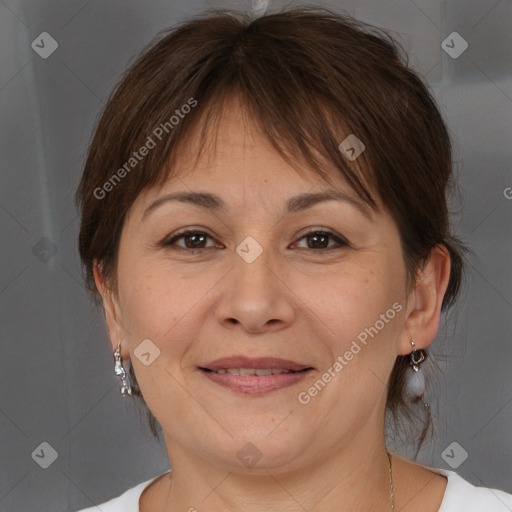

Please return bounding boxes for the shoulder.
[72,466,512,512]
[428,466,512,511]
[73,471,170,512]
[392,454,512,512]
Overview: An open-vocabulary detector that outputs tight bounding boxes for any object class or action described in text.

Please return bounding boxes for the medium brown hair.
[76,6,468,452]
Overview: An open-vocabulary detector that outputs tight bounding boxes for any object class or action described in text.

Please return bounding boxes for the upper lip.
[200,356,313,372]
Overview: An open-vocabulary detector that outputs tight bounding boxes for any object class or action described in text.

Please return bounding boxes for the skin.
[94,99,451,511]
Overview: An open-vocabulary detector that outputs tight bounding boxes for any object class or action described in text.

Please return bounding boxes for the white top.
[75,466,512,511]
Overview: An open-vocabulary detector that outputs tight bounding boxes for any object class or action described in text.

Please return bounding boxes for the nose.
[214,239,296,334]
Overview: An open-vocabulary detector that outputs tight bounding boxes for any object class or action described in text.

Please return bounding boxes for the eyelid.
[292,228,350,250]
[161,227,220,248]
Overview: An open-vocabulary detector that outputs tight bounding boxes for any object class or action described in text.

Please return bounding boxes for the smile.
[199,367,314,394]
[208,368,297,375]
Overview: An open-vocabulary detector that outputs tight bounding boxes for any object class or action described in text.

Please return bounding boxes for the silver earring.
[405,340,429,409]
[114,342,132,396]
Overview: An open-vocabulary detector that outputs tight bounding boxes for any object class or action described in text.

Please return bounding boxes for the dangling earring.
[113,342,132,396]
[405,340,429,409]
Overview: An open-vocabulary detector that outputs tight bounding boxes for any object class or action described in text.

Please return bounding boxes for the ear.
[93,260,130,361]
[398,245,451,355]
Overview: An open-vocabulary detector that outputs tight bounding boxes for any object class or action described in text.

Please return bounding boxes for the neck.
[153,434,393,512]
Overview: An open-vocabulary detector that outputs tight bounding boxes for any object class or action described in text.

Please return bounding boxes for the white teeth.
[213,368,294,375]
[255,368,272,376]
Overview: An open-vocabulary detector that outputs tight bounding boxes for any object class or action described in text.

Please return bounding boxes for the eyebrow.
[142,190,374,221]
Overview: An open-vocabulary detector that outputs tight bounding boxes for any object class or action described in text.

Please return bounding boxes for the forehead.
[137,161,376,230]
[127,96,382,225]
[153,99,363,196]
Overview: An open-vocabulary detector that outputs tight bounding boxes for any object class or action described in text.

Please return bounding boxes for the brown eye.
[161,228,349,252]
[294,230,349,251]
[163,230,218,250]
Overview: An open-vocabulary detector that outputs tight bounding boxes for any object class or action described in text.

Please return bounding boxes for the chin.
[216,432,307,473]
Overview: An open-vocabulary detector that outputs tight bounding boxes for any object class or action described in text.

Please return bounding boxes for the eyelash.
[161,228,350,252]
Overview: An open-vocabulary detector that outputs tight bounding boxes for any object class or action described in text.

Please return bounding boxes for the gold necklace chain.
[387,451,395,511]
[163,453,396,509]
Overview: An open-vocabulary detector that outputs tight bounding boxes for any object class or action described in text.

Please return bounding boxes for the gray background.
[0,0,511,510]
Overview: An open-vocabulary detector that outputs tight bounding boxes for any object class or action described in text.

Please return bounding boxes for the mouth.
[198,356,315,394]
[201,367,308,375]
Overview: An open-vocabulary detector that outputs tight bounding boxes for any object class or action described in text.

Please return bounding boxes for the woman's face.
[100,103,418,473]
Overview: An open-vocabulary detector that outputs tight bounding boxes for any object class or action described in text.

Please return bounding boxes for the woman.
[74,6,512,511]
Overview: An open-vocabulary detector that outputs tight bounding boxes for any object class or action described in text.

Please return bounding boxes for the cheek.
[311,275,400,387]
[302,264,395,341]
[118,260,219,361]
[119,269,189,401]
[117,256,183,349]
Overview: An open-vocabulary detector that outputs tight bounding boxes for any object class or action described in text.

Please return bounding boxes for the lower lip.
[200,369,313,394]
